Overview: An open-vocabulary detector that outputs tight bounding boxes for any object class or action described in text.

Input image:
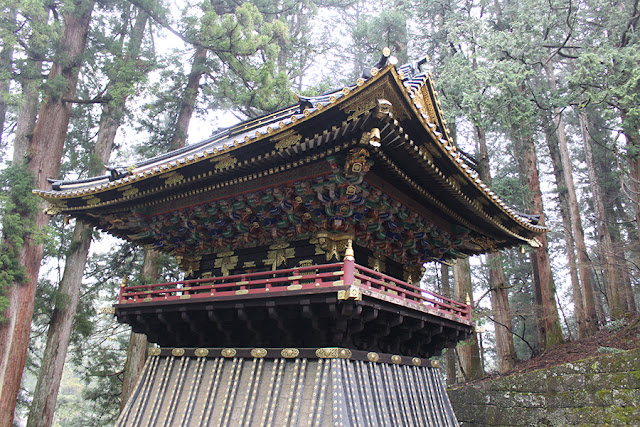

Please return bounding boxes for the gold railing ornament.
[344,239,354,261]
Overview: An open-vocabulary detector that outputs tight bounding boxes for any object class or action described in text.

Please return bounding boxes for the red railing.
[118,259,471,321]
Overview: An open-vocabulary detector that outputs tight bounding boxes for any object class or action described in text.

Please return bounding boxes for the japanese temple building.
[36,50,545,426]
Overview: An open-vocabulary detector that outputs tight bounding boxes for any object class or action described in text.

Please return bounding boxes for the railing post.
[119,276,127,303]
[343,239,355,287]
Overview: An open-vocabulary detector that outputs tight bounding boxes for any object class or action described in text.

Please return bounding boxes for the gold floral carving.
[368,255,386,273]
[412,357,422,366]
[281,348,300,358]
[84,196,101,206]
[345,148,371,176]
[403,265,424,286]
[315,348,336,358]
[222,348,237,358]
[251,348,267,358]
[44,202,66,215]
[270,242,291,250]
[171,348,185,357]
[148,348,161,357]
[215,254,239,276]
[195,348,209,357]
[420,86,438,125]
[340,80,408,121]
[177,256,201,276]
[160,171,184,186]
[213,155,238,171]
[315,348,352,359]
[367,352,380,362]
[273,131,302,150]
[391,355,402,364]
[118,185,139,198]
[264,245,295,270]
[123,187,139,197]
[317,233,354,261]
[339,349,352,358]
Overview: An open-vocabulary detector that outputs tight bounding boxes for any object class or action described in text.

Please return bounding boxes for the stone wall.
[448,347,640,426]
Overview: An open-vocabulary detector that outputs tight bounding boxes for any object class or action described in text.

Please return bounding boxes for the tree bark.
[453,258,483,381]
[581,111,627,320]
[0,2,95,424]
[26,221,92,427]
[545,129,586,338]
[475,124,517,372]
[0,10,15,148]
[25,10,147,427]
[120,331,148,412]
[545,62,598,336]
[511,122,564,350]
[441,263,456,384]
[169,46,207,150]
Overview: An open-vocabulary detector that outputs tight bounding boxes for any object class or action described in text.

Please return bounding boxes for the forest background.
[0,0,638,425]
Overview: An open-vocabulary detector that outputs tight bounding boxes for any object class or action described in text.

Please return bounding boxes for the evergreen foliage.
[0,164,41,319]
[1,0,640,421]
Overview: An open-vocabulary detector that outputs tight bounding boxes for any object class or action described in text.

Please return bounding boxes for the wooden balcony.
[115,257,473,357]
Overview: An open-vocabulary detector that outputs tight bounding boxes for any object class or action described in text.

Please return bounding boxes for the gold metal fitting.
[369,128,381,147]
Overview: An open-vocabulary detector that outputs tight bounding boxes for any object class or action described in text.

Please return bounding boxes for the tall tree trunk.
[441,263,456,384]
[0,2,95,424]
[25,221,92,427]
[511,122,564,350]
[169,46,207,150]
[544,62,597,335]
[475,125,516,372]
[12,58,43,162]
[26,10,147,427]
[0,10,15,147]
[545,129,586,338]
[581,111,627,320]
[120,331,148,412]
[453,258,483,381]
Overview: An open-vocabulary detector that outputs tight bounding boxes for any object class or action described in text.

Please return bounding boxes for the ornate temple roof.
[34,52,544,261]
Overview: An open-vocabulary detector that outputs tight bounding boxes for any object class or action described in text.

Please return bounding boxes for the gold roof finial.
[465,293,471,306]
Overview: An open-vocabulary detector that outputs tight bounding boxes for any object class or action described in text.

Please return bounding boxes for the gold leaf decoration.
[251,348,267,358]
[222,348,237,358]
[274,132,302,150]
[171,348,185,357]
[123,187,139,197]
[148,348,161,357]
[412,357,422,366]
[367,352,380,362]
[85,196,101,206]
[281,348,300,358]
[213,155,238,171]
[160,172,184,186]
[391,355,402,364]
[195,348,209,357]
[315,348,338,358]
[338,349,352,359]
